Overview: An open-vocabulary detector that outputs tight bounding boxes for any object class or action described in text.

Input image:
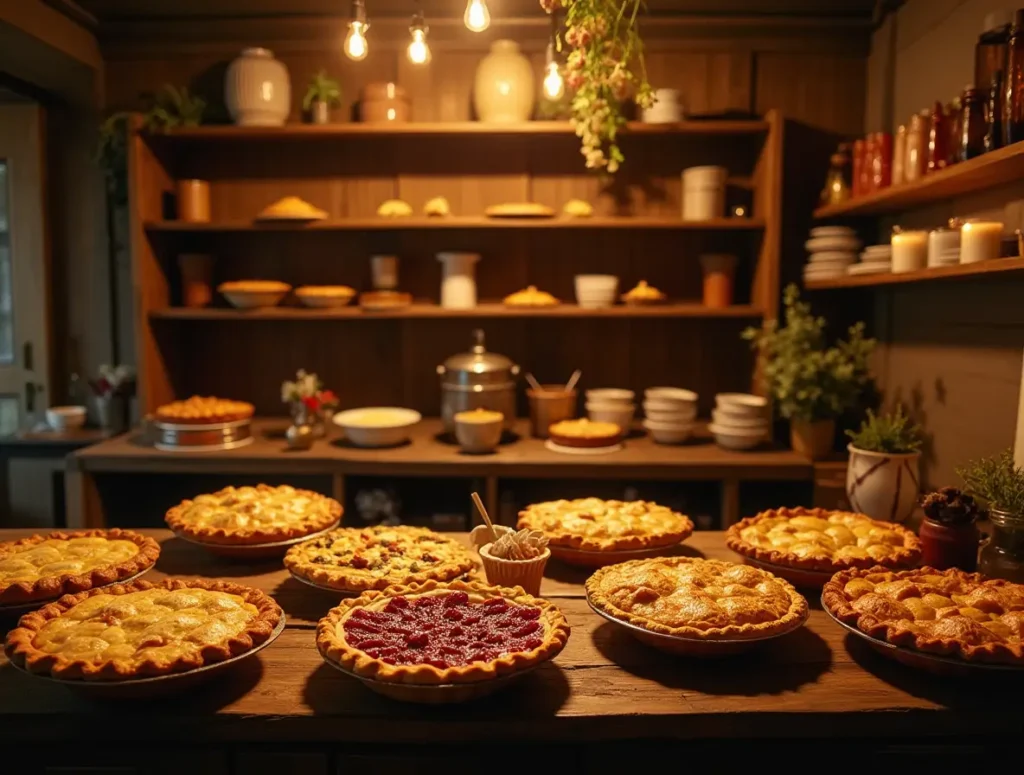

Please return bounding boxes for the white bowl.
[575,275,619,308]
[218,282,292,310]
[643,419,694,444]
[709,424,766,450]
[711,409,768,430]
[587,404,635,428]
[643,399,699,415]
[333,407,422,448]
[715,393,767,416]
[46,406,86,432]
[586,389,635,404]
[644,387,698,403]
[644,407,698,424]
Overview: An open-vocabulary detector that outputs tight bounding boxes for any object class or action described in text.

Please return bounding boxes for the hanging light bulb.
[542,42,564,100]
[407,8,431,65]
[463,0,490,32]
[344,0,370,61]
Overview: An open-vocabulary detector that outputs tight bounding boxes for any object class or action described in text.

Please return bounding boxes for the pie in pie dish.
[256,196,327,221]
[166,484,341,546]
[4,578,282,680]
[294,285,356,308]
[726,506,922,573]
[484,202,555,218]
[517,498,693,552]
[622,280,666,305]
[503,285,559,307]
[316,579,570,684]
[587,557,807,640]
[154,395,255,425]
[822,566,1024,665]
[548,418,622,448]
[285,525,476,592]
[0,529,160,605]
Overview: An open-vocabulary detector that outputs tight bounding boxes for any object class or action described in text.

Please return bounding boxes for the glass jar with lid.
[436,329,520,433]
[960,86,988,160]
[979,509,1024,582]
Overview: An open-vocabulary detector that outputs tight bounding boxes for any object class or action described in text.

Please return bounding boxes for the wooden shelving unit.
[804,257,1024,289]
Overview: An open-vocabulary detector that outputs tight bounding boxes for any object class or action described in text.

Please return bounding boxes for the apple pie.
[154,395,255,425]
[548,418,621,448]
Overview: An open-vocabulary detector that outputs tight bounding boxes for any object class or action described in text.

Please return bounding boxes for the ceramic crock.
[473,40,535,122]
[226,48,291,127]
[845,444,921,524]
[436,329,519,433]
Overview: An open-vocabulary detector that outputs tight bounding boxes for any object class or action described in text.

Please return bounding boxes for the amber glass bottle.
[1003,10,1024,145]
[960,87,987,159]
[987,70,1004,151]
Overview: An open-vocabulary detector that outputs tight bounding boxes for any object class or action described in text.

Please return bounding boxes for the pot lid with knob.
[436,329,520,387]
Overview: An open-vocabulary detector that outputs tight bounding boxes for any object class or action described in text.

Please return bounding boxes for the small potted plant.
[303,71,342,125]
[88,365,136,433]
[845,406,923,524]
[141,84,206,131]
[743,285,875,459]
[919,487,981,571]
[958,450,1024,581]
[281,369,340,444]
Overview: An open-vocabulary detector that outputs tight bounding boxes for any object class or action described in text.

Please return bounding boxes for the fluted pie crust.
[285,525,476,592]
[822,566,1024,665]
[0,529,160,605]
[587,557,807,640]
[154,396,255,425]
[4,578,282,680]
[316,580,570,685]
[165,484,342,545]
[518,498,693,552]
[725,506,922,573]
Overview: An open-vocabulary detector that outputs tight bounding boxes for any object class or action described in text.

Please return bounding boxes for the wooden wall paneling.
[754,53,867,136]
[644,51,753,115]
[751,110,782,319]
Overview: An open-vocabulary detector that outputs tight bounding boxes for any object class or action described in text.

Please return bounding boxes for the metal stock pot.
[436,329,519,433]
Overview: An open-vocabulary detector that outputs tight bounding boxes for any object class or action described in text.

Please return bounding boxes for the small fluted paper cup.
[479,544,550,596]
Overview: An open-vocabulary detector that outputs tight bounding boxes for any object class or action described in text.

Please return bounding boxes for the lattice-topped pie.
[165,484,342,545]
[548,418,622,448]
[5,578,282,680]
[517,498,693,552]
[726,506,922,573]
[316,580,570,684]
[154,395,255,425]
[587,556,807,640]
[0,530,160,605]
[285,525,477,592]
[823,567,1024,665]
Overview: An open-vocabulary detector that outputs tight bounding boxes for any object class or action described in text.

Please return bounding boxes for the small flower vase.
[309,99,331,125]
[286,403,315,450]
[95,395,128,433]
[318,407,335,438]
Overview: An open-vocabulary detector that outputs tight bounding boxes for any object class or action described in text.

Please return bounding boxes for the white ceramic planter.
[845,444,921,524]
[437,252,480,309]
[226,48,291,127]
[473,40,535,122]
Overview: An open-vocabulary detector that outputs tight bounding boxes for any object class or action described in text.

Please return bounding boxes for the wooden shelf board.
[144,216,765,232]
[150,303,764,321]
[804,257,1024,289]
[814,140,1024,218]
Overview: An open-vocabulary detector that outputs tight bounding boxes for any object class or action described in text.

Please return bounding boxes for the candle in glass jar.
[891,230,928,273]
[960,220,1003,264]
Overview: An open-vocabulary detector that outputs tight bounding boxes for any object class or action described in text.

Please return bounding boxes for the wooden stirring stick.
[564,369,582,393]
[471,491,499,543]
[525,373,543,392]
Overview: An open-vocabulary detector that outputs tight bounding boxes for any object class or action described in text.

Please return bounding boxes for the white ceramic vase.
[846,444,921,524]
[473,40,535,123]
[225,48,291,127]
[437,253,480,309]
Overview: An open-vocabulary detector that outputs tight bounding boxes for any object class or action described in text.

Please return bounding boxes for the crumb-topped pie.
[548,418,622,448]
[5,578,282,680]
[587,557,807,640]
[317,579,569,684]
[518,498,693,552]
[165,484,342,545]
[503,285,559,307]
[726,506,922,573]
[285,525,476,592]
[822,566,1024,665]
[0,530,160,605]
[154,395,255,425]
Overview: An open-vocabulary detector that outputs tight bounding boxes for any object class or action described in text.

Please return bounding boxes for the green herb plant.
[957,449,1024,516]
[846,406,923,454]
[142,84,206,132]
[303,71,342,111]
[743,284,875,423]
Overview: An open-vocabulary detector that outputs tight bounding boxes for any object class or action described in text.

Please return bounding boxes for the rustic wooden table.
[0,529,1015,772]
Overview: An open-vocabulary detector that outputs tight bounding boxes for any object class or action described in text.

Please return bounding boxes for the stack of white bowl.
[803,226,861,282]
[709,393,769,450]
[575,275,619,309]
[682,166,726,221]
[642,388,698,444]
[586,389,635,432]
[847,243,893,276]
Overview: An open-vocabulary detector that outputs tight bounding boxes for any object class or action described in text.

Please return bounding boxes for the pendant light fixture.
[463,0,491,32]
[344,0,370,61]
[407,4,432,65]
[542,41,564,100]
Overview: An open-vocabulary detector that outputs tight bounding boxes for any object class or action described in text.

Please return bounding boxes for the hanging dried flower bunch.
[541,0,653,173]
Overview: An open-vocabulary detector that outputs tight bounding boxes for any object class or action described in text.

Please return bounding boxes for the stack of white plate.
[847,243,893,276]
[804,226,862,282]
[642,388,698,444]
[709,394,769,451]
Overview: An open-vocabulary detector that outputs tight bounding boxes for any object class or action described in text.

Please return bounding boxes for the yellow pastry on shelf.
[622,280,667,305]
[485,202,555,218]
[377,199,413,217]
[424,196,451,217]
[563,199,593,218]
[255,196,327,221]
[503,285,559,307]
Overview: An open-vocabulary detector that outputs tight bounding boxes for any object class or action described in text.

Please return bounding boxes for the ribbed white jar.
[225,48,291,127]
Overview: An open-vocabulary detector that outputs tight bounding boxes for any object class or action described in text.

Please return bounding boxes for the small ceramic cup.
[454,408,503,453]
[479,543,550,596]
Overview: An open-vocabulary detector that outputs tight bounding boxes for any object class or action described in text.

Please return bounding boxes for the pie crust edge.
[724,506,923,572]
[0,529,161,605]
[154,398,256,425]
[4,578,283,680]
[586,557,808,640]
[316,579,570,685]
[517,501,694,552]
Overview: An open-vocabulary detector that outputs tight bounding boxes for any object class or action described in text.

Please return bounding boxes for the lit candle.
[960,221,1003,264]
[891,230,927,273]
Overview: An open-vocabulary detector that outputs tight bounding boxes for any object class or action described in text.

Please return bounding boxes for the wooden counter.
[0,529,1016,769]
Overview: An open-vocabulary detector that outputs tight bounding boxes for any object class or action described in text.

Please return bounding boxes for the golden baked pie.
[548,418,622,448]
[285,525,476,592]
[5,579,282,680]
[377,199,413,217]
[256,196,327,221]
[726,506,922,573]
[822,566,1024,665]
[424,196,451,216]
[155,395,255,425]
[587,557,808,640]
[503,286,559,307]
[517,497,693,552]
[454,408,503,424]
[622,280,666,305]
[166,484,341,546]
[217,280,291,294]
[294,285,356,308]
[563,199,593,217]
[0,529,160,605]
[316,580,570,684]
[484,202,555,218]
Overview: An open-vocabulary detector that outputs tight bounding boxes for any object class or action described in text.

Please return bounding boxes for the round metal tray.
[170,521,341,559]
[549,541,685,569]
[8,614,286,699]
[0,566,155,619]
[821,601,1024,677]
[587,594,808,657]
[152,417,253,452]
[287,570,362,597]
[740,556,837,589]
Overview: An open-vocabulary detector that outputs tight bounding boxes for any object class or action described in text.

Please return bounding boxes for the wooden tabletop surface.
[0,528,1015,745]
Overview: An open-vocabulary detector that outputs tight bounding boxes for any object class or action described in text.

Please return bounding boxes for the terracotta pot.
[176,180,210,223]
[473,40,535,123]
[919,518,979,571]
[699,254,737,308]
[225,47,290,127]
[361,82,410,123]
[789,418,834,460]
[845,444,921,523]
